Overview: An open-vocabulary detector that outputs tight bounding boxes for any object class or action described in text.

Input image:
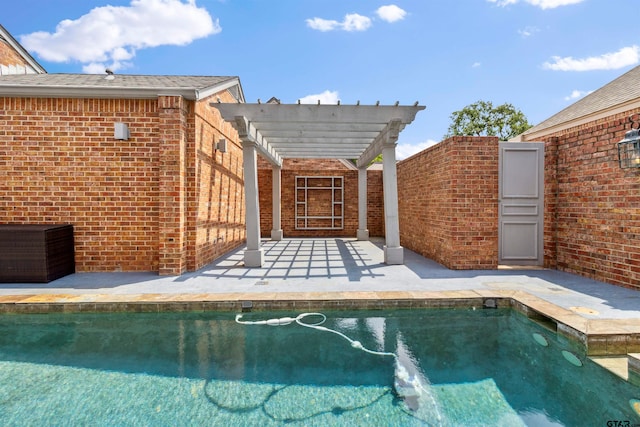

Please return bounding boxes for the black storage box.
[0,224,75,283]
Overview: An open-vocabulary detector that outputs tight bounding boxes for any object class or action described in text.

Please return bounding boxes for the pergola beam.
[215,103,423,124]
[254,121,387,132]
[231,116,282,167]
[356,119,404,168]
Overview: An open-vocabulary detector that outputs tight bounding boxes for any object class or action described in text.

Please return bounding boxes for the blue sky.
[4,0,639,158]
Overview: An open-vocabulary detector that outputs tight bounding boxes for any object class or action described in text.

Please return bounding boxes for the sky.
[4,0,640,159]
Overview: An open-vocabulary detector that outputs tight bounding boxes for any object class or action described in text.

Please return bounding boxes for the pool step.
[590,353,640,386]
[590,356,628,380]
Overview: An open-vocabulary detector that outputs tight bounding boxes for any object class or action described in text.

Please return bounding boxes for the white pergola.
[212,102,425,267]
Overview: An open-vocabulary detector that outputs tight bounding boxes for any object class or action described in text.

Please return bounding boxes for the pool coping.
[0,289,638,358]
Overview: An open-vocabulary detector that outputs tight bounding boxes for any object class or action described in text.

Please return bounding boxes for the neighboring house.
[0,24,46,75]
[514,65,640,289]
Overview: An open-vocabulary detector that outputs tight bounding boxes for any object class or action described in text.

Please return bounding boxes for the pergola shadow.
[190,238,387,283]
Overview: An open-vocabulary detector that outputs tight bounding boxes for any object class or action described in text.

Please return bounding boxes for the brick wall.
[0,91,245,274]
[0,97,161,272]
[257,158,385,238]
[366,169,385,237]
[190,92,245,271]
[524,110,640,289]
[397,136,499,269]
[0,40,29,69]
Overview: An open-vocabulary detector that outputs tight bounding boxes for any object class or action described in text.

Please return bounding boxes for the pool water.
[0,308,638,426]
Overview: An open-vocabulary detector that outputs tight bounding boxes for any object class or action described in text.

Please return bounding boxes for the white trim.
[0,76,244,103]
[0,24,46,74]
[521,98,640,140]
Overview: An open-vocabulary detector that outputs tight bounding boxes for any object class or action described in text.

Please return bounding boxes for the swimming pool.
[0,308,637,426]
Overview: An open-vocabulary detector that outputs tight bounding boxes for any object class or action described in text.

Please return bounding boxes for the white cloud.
[526,0,584,8]
[487,0,584,9]
[307,14,371,32]
[518,26,540,37]
[20,0,219,72]
[298,90,340,105]
[564,89,593,101]
[487,0,517,5]
[376,5,407,23]
[543,46,640,71]
[305,18,340,32]
[342,14,372,31]
[472,62,482,68]
[396,139,439,160]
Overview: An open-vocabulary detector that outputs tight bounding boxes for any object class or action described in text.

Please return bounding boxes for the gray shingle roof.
[0,73,243,101]
[522,65,640,137]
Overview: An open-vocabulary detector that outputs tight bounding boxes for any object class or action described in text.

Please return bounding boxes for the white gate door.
[498,142,545,266]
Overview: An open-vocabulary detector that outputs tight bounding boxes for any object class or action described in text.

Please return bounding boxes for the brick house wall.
[257,158,384,238]
[0,40,29,69]
[397,136,499,269]
[0,90,245,274]
[523,110,640,289]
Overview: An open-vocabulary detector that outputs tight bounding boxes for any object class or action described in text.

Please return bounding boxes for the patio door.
[498,142,545,266]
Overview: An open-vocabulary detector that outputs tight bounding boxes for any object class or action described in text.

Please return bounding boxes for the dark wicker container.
[0,224,75,283]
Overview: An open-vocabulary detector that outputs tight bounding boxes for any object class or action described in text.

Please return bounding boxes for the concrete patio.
[0,237,637,318]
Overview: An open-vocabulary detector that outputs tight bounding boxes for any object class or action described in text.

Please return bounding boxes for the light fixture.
[215,138,227,153]
[114,122,129,140]
[618,119,640,169]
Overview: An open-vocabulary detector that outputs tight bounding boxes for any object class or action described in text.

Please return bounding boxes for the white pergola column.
[242,141,263,267]
[357,166,369,240]
[271,164,283,240]
[382,143,403,264]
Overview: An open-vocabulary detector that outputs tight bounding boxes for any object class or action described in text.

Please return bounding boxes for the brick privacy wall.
[397,136,499,269]
[524,110,640,289]
[366,170,384,237]
[257,158,385,238]
[0,92,245,274]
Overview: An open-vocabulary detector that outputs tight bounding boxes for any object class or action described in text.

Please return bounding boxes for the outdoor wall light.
[215,138,227,153]
[617,122,640,169]
[114,122,129,140]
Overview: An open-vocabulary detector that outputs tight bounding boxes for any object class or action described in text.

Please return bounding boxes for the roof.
[0,73,244,101]
[212,102,425,167]
[0,24,46,74]
[518,65,640,140]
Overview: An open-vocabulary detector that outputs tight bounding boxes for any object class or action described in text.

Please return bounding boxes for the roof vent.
[104,68,115,81]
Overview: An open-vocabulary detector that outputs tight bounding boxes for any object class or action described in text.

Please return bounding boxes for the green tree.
[445,100,532,140]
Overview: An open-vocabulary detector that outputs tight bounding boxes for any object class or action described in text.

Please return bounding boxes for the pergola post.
[382,124,403,264]
[242,141,263,267]
[271,164,283,240]
[357,166,369,240]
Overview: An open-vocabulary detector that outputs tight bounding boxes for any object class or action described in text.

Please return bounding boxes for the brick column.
[158,95,188,275]
[543,136,559,269]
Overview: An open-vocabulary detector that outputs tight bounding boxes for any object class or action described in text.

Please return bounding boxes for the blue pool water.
[0,308,638,426]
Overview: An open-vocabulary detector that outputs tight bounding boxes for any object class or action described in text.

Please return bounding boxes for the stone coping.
[0,290,638,357]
